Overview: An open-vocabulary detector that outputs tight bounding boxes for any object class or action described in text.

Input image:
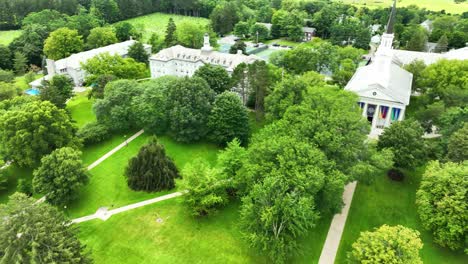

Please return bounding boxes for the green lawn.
[67,92,96,128]
[118,12,209,41]
[67,132,220,217]
[335,168,467,263]
[14,73,43,90]
[266,39,302,47]
[0,30,21,45]
[78,195,332,264]
[339,0,468,14]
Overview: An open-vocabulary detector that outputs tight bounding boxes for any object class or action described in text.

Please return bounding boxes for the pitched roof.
[150,45,260,71]
[393,47,468,65]
[345,61,413,105]
[54,40,151,70]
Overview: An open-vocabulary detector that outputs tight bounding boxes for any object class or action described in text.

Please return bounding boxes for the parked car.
[272,43,280,47]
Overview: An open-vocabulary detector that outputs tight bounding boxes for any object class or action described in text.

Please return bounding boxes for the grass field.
[335,168,468,263]
[0,30,21,45]
[67,92,96,128]
[119,12,210,41]
[14,73,43,90]
[339,0,468,14]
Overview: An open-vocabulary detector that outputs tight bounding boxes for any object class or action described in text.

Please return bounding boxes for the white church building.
[149,34,260,78]
[30,40,151,88]
[345,0,412,137]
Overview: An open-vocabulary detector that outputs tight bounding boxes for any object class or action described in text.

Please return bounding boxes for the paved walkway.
[87,129,144,170]
[318,181,357,264]
[36,129,145,204]
[71,191,185,224]
[0,160,12,170]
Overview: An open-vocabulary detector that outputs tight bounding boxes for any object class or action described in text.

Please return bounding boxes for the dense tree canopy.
[93,79,141,131]
[377,119,426,169]
[0,193,91,263]
[114,21,141,41]
[416,161,468,251]
[348,225,423,264]
[44,28,84,60]
[33,147,89,205]
[447,123,468,162]
[127,41,149,63]
[81,53,147,83]
[208,91,250,146]
[125,137,179,192]
[0,100,77,167]
[86,27,118,49]
[194,64,231,94]
[167,77,216,142]
[39,74,74,108]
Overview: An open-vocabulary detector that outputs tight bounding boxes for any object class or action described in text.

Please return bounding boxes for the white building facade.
[30,40,151,88]
[345,0,412,137]
[150,34,260,79]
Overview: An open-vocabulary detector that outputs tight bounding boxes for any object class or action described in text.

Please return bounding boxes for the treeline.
[0,0,218,30]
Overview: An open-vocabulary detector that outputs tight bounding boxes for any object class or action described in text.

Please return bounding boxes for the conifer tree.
[125,137,179,192]
[435,34,448,53]
[164,18,177,47]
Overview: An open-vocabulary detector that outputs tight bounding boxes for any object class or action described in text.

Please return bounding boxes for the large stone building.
[30,40,151,88]
[149,34,260,78]
[345,0,413,137]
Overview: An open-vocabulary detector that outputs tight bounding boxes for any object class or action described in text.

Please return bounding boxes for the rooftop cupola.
[201,33,213,52]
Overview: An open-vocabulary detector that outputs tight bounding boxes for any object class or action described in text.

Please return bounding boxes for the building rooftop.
[150,45,260,71]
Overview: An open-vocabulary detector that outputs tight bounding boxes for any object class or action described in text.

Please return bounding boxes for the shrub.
[77,122,110,145]
[17,179,32,196]
[348,225,423,264]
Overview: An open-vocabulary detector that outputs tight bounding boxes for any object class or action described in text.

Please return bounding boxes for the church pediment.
[358,85,402,103]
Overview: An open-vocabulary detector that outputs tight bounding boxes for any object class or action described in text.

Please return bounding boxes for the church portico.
[358,99,405,136]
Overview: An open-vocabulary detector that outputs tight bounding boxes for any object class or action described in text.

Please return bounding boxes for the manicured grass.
[78,197,332,263]
[0,30,21,45]
[67,92,96,128]
[339,0,468,14]
[266,38,302,47]
[67,132,220,217]
[335,168,467,263]
[118,12,209,41]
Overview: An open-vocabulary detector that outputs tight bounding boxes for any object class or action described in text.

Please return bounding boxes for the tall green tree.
[447,124,468,162]
[132,76,178,134]
[208,91,250,146]
[377,119,426,169]
[0,101,77,167]
[176,21,205,48]
[91,0,120,23]
[265,71,325,121]
[44,28,83,60]
[210,1,240,34]
[33,147,88,206]
[0,44,12,70]
[416,161,467,251]
[125,137,179,192]
[66,11,103,39]
[0,193,91,263]
[332,59,357,87]
[194,64,231,94]
[81,53,147,83]
[164,18,177,47]
[435,34,449,53]
[39,74,74,108]
[114,21,141,41]
[149,33,165,53]
[167,77,216,142]
[22,9,68,33]
[8,24,48,66]
[182,160,229,216]
[93,79,141,131]
[348,225,423,264]
[86,27,118,49]
[13,52,28,74]
[127,41,149,63]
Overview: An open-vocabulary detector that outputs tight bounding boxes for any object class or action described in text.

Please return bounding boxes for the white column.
[362,103,368,117]
[371,104,380,131]
[385,107,392,127]
[399,108,405,121]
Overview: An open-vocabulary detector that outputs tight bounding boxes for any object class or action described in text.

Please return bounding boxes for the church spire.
[386,0,397,34]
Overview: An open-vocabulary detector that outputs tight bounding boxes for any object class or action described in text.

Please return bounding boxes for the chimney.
[201,33,213,52]
[237,50,243,55]
[46,59,56,76]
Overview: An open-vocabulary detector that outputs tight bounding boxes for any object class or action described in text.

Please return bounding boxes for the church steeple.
[386,0,397,34]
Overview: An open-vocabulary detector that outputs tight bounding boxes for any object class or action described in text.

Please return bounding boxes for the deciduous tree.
[86,27,118,49]
[127,41,149,63]
[44,28,84,60]
[208,91,250,146]
[377,119,426,169]
[114,21,141,41]
[0,101,77,167]
[416,161,467,251]
[39,74,74,108]
[33,147,88,205]
[194,64,231,94]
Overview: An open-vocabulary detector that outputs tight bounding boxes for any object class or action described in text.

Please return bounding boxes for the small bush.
[17,179,32,196]
[77,122,110,145]
[387,169,404,181]
[0,69,14,83]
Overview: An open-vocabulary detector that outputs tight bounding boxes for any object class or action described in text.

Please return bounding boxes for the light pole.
[256,31,259,44]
